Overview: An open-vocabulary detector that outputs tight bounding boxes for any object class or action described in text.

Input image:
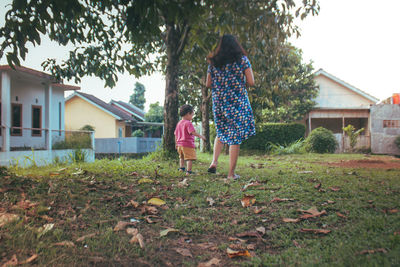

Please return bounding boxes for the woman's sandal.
[227,174,240,180]
[207,166,217,173]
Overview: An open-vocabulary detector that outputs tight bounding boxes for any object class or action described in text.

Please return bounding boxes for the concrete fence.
[95,137,162,154]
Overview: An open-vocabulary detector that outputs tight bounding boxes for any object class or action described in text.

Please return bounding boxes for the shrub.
[241,123,305,150]
[343,124,364,151]
[53,133,92,149]
[395,135,400,150]
[305,127,337,153]
[132,129,144,137]
[80,124,95,131]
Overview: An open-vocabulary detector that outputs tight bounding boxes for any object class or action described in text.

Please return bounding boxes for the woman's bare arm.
[206,73,212,88]
[245,68,255,87]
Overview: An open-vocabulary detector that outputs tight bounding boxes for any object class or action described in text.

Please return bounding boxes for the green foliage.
[242,123,305,150]
[129,82,146,110]
[305,127,337,153]
[68,149,87,163]
[343,124,364,151]
[395,135,400,150]
[53,133,92,150]
[268,139,306,155]
[145,102,164,123]
[131,129,144,137]
[80,125,95,131]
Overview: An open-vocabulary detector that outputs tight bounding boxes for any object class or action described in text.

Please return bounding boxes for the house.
[305,69,379,152]
[65,92,163,154]
[0,65,95,167]
[65,92,139,138]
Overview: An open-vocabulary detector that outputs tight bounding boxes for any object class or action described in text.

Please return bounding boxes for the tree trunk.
[163,25,181,153]
[201,83,211,152]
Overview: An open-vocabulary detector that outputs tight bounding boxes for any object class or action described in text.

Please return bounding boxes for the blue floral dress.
[208,55,256,145]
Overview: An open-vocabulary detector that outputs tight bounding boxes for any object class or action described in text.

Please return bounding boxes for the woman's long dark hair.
[208,34,247,68]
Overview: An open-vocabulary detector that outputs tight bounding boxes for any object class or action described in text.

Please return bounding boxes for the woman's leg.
[228,144,240,178]
[210,137,223,168]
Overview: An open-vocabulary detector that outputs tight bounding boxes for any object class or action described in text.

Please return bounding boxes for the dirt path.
[320,156,400,169]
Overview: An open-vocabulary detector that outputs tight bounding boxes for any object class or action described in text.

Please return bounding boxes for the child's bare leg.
[186,160,193,172]
[180,158,185,169]
[210,137,223,168]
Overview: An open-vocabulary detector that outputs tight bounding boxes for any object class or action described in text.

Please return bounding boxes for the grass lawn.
[1,152,399,266]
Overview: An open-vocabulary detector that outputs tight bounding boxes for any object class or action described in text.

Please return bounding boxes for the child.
[174,104,206,175]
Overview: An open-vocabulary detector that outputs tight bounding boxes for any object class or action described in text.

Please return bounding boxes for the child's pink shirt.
[174,119,196,148]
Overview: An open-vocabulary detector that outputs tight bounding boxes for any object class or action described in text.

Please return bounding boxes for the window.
[383,120,400,128]
[32,105,42,136]
[11,103,22,136]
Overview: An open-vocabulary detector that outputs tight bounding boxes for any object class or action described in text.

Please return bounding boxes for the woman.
[206,34,256,179]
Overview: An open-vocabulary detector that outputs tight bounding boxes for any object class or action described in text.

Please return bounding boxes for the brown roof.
[111,100,145,120]
[74,92,136,121]
[0,65,79,90]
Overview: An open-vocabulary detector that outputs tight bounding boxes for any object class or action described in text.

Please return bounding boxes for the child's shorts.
[176,146,196,160]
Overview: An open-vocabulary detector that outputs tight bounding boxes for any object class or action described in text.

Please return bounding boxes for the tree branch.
[176,23,190,57]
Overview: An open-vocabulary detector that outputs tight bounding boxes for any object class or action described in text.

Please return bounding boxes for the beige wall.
[65,96,117,138]
[115,121,126,138]
[314,75,375,108]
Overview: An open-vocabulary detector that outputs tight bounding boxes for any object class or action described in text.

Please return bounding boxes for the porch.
[306,108,371,152]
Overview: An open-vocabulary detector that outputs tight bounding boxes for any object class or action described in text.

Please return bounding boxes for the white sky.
[1,0,400,110]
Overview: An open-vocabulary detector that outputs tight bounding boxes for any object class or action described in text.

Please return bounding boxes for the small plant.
[305,127,337,153]
[68,149,87,163]
[343,124,364,152]
[267,139,306,155]
[80,124,95,131]
[395,135,400,150]
[132,129,144,137]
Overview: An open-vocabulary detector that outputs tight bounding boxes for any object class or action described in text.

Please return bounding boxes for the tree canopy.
[0,0,319,153]
[129,82,146,110]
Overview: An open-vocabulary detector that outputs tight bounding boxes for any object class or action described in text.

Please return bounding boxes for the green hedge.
[241,123,306,150]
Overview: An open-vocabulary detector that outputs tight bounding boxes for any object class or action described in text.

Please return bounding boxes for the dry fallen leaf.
[226,247,251,258]
[54,241,75,247]
[298,207,327,219]
[241,195,256,208]
[247,243,256,250]
[387,209,399,214]
[336,212,347,218]
[300,228,331,234]
[174,248,193,257]
[126,228,138,236]
[293,240,301,248]
[19,254,38,265]
[148,198,166,206]
[357,248,387,255]
[270,197,295,203]
[138,178,154,184]
[160,228,179,237]
[197,257,220,267]
[297,171,313,174]
[76,233,97,242]
[0,213,19,227]
[3,254,18,266]
[283,218,301,223]
[252,206,264,214]
[129,200,140,208]
[328,186,340,191]
[314,183,321,189]
[256,226,266,235]
[178,178,189,188]
[37,223,55,238]
[130,233,145,248]
[236,231,262,239]
[113,221,136,231]
[206,197,215,207]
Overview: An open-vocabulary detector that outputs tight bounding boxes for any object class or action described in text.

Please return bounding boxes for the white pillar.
[1,72,11,152]
[45,84,53,150]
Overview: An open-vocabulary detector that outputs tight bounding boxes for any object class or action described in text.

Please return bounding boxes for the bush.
[80,125,95,131]
[305,127,337,153]
[395,135,400,150]
[132,129,144,137]
[241,123,305,150]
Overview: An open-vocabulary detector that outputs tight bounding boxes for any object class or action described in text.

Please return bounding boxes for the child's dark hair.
[179,104,194,117]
